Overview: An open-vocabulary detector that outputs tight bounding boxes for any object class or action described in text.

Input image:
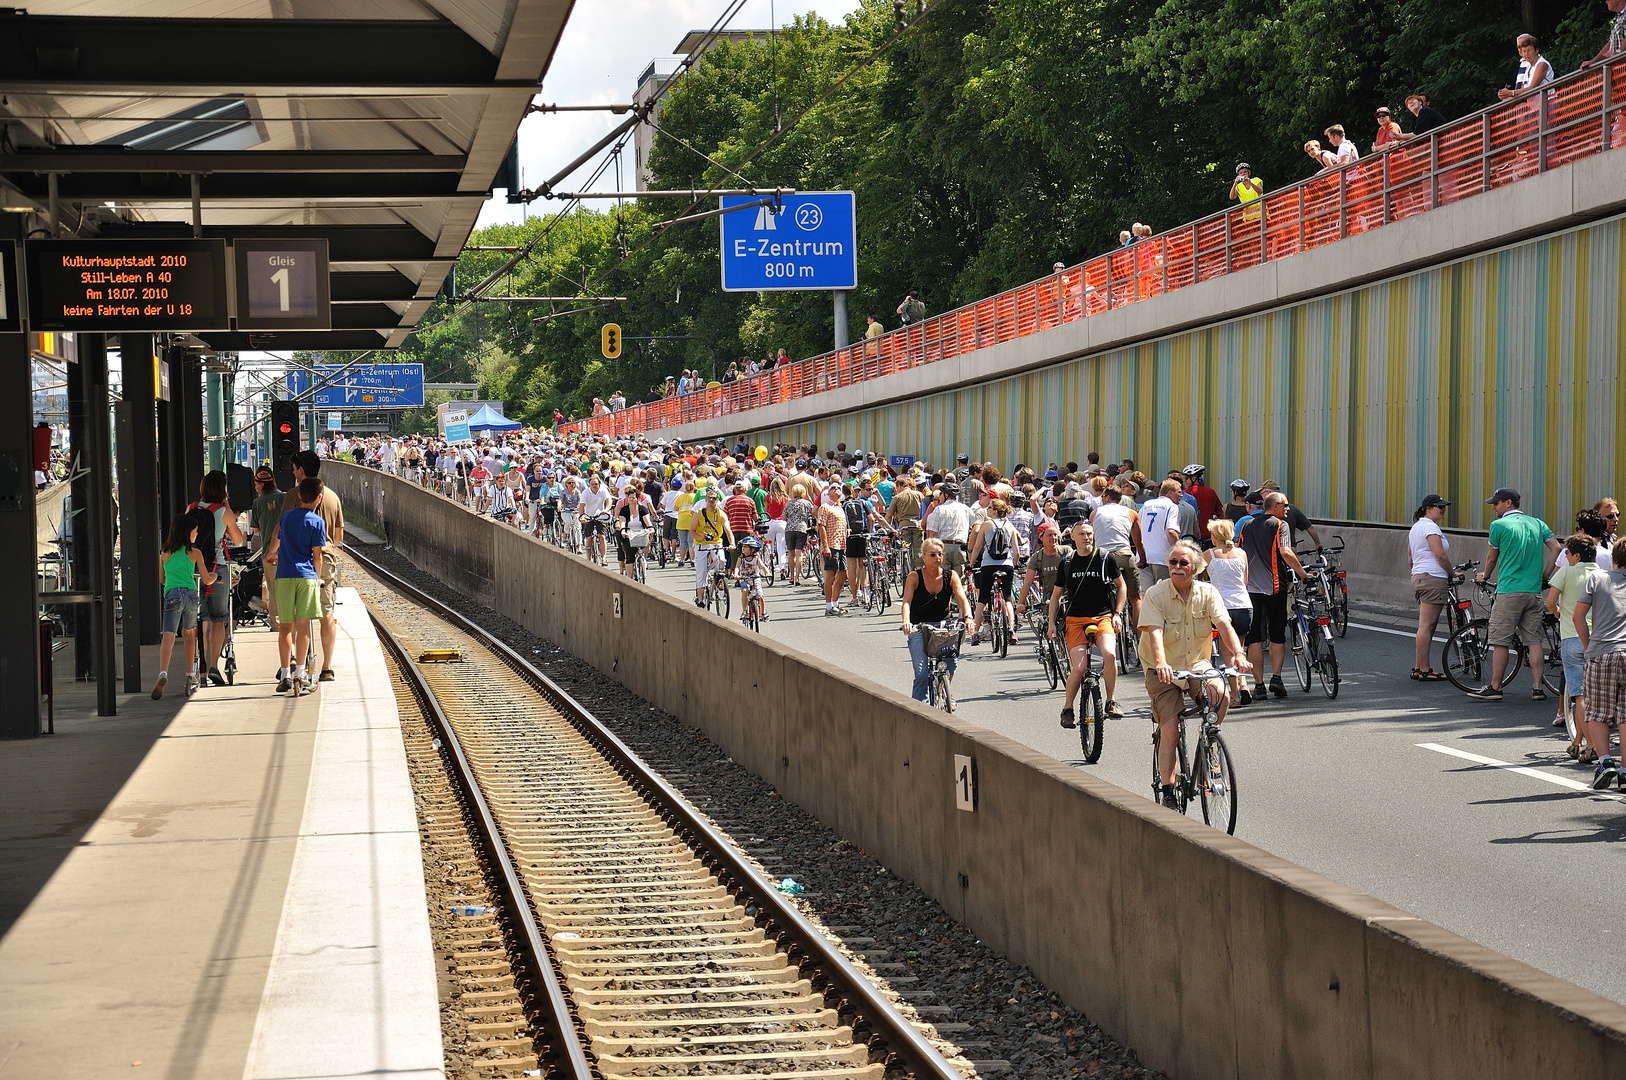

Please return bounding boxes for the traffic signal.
[601,322,622,360]
[271,399,299,490]
[894,0,907,31]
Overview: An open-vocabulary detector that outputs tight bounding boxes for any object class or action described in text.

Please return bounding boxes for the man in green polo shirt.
[249,466,286,627]
[1472,486,1561,702]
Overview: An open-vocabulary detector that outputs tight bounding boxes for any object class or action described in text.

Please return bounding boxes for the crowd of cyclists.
[329,418,1626,820]
[334,427,1371,816]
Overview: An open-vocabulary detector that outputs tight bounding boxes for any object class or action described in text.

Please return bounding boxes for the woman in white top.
[1206,518,1254,706]
[1408,495,1453,680]
[1499,34,1554,102]
[967,498,1020,647]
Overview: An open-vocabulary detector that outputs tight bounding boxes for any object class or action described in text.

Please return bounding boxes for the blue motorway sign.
[286,363,424,408]
[719,191,857,292]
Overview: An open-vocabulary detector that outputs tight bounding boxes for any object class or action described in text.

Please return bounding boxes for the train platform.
[0,589,442,1080]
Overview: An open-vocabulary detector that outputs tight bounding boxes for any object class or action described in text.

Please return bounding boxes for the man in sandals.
[1472,487,1560,702]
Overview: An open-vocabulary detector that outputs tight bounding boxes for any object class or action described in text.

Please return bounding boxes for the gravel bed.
[348,545,1166,1079]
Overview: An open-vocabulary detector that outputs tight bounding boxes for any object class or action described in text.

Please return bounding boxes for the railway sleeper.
[591,1026,858,1056]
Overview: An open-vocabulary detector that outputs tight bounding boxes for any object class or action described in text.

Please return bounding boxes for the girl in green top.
[153,514,216,700]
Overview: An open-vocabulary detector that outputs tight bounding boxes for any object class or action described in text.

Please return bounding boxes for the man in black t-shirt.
[1048,521,1126,728]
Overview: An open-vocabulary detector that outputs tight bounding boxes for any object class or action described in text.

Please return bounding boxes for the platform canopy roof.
[0,0,573,353]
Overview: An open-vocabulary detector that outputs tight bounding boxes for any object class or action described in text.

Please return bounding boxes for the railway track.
[348,543,970,1080]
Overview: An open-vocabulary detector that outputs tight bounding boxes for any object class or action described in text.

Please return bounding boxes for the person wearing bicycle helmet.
[1181,464,1224,539]
[736,534,769,623]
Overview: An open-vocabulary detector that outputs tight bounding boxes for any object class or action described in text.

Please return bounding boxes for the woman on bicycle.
[765,476,789,579]
[901,537,973,701]
[967,498,1020,647]
[1206,518,1255,706]
[614,478,655,578]
[1408,494,1453,680]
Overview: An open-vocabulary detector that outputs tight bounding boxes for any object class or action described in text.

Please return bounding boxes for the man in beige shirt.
[1139,538,1250,809]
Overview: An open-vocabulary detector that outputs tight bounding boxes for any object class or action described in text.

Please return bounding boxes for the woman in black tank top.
[901,538,972,701]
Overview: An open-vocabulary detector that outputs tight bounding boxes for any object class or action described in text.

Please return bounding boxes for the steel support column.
[72,335,118,715]
[206,371,226,472]
[178,354,205,500]
[119,333,162,645]
[0,282,40,736]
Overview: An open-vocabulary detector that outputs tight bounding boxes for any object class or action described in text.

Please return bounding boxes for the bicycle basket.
[923,625,964,659]
[626,527,651,548]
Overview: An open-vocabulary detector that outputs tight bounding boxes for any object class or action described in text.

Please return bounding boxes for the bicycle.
[1287,577,1340,698]
[1021,584,1068,690]
[863,533,895,614]
[705,565,731,619]
[1071,623,1106,763]
[755,524,777,588]
[1440,576,1562,697]
[1150,667,1240,833]
[1117,610,1140,673]
[740,574,766,632]
[918,617,966,714]
[585,513,612,566]
[982,570,1013,658]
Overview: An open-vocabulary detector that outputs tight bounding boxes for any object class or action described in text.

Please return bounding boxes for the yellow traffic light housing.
[601,322,622,359]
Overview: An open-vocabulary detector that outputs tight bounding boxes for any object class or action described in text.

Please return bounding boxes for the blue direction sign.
[286,363,424,408]
[719,191,857,292]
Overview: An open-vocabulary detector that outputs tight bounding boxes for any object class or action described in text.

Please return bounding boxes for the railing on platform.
[561,55,1625,441]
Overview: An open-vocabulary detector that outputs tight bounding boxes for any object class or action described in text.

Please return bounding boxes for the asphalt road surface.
[637,552,1626,1005]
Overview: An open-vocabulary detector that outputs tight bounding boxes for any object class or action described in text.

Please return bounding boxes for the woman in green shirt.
[153,514,216,700]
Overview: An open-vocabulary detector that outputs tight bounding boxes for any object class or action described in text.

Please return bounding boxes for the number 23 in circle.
[794,204,823,230]
[954,754,977,812]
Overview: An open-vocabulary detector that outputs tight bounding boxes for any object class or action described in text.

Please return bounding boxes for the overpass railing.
[562,55,1624,441]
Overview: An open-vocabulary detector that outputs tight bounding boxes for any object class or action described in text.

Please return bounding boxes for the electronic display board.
[26,239,230,331]
[233,238,331,330]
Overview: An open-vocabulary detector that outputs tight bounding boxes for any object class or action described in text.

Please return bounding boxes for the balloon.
[754,446,768,461]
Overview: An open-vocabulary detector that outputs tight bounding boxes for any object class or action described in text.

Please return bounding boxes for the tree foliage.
[361,0,1611,429]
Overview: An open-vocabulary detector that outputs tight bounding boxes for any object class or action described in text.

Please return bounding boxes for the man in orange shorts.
[1047,521,1126,728]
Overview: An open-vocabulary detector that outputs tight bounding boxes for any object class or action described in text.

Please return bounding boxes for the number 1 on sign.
[954,754,976,812]
[270,267,290,312]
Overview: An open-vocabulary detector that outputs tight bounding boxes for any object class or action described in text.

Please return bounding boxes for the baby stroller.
[232,545,269,631]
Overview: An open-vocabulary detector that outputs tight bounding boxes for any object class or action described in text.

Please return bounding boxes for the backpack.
[986,520,1011,562]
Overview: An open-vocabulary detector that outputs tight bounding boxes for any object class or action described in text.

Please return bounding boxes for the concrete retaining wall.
[326,459,1626,1080]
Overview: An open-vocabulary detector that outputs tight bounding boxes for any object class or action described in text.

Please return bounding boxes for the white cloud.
[475,0,860,229]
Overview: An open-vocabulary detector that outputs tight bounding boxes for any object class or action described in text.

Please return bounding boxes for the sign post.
[443,409,470,443]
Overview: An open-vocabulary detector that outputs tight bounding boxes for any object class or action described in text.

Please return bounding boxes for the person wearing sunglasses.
[1141,539,1251,809]
[1591,498,1619,563]
[901,538,973,702]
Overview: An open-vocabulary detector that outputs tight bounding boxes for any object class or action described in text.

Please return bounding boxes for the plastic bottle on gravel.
[449,905,491,916]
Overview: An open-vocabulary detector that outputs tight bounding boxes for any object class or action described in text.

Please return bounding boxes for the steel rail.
[345,541,966,1080]
[367,609,596,1080]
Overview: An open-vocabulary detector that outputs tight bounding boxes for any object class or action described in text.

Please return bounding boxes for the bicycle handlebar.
[1170,666,1243,681]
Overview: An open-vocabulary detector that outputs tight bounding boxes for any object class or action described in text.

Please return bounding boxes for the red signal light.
[279,423,292,433]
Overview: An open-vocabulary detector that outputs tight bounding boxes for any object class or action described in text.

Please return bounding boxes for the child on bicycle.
[737,534,769,623]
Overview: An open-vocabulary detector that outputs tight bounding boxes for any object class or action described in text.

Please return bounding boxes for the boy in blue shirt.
[269,477,328,695]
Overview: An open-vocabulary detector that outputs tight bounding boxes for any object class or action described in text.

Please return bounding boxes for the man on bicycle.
[580,472,613,563]
[690,487,735,608]
[1141,538,1251,809]
[1048,521,1126,727]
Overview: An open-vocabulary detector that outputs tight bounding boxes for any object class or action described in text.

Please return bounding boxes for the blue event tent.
[466,404,521,432]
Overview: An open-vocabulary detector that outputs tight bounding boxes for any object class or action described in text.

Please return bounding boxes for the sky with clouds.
[474,0,862,229]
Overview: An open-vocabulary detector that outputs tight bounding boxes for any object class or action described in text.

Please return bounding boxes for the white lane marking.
[1349,620,1445,642]
[1416,742,1622,800]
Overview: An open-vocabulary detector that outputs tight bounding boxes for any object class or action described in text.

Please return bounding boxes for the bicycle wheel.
[1118,620,1139,672]
[878,573,892,614]
[1290,619,1312,691]
[1317,638,1339,699]
[718,581,731,619]
[1043,639,1061,690]
[1539,623,1564,699]
[1332,581,1349,637]
[753,595,765,632]
[1174,728,1193,815]
[1196,731,1238,835]
[657,542,668,569]
[744,596,758,632]
[935,672,955,714]
[1442,619,1492,692]
[1080,680,1104,764]
[995,606,1009,658]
